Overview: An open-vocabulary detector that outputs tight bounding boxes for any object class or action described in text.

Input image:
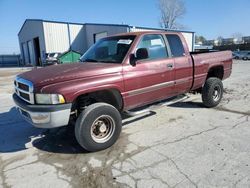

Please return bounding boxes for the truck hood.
[19,62,122,87]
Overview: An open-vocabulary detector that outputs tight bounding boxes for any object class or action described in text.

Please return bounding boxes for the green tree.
[195,35,207,45]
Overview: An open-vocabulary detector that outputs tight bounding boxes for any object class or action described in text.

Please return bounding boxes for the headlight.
[35,94,65,104]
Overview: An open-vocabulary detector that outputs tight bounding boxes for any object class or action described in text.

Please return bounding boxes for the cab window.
[137,34,168,60]
[166,34,185,57]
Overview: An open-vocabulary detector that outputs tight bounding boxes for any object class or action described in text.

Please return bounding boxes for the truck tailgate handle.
[167,63,173,69]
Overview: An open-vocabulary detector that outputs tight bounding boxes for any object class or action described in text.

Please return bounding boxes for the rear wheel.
[75,102,122,152]
[202,77,223,108]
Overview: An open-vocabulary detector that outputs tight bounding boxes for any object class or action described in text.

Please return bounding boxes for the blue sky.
[0,0,249,54]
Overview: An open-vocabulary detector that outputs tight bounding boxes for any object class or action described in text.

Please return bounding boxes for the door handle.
[167,63,173,69]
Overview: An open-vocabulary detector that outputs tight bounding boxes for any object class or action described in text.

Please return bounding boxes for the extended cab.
[13,31,232,151]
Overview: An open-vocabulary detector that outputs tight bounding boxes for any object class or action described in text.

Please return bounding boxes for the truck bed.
[190,50,233,90]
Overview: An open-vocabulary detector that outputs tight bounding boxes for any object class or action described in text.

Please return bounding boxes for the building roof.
[129,26,195,34]
[18,19,195,36]
[110,30,189,37]
[18,19,130,35]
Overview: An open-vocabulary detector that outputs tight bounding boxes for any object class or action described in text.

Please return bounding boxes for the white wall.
[19,20,195,66]
[69,24,85,54]
[84,24,128,51]
[129,27,155,32]
[181,32,194,52]
[27,40,36,65]
[43,22,70,53]
[94,31,108,42]
[21,43,29,64]
[130,27,194,52]
[18,20,46,65]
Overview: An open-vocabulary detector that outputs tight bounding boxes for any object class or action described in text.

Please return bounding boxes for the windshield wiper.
[80,58,98,62]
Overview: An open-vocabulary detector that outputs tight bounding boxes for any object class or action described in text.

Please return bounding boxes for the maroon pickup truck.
[13,31,232,151]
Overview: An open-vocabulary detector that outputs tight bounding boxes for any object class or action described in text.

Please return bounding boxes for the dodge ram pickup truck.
[13,31,232,152]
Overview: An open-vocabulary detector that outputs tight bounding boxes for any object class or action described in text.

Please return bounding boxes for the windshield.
[80,35,136,64]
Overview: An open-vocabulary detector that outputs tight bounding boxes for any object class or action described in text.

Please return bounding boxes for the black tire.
[75,102,122,152]
[202,77,223,108]
[235,56,239,60]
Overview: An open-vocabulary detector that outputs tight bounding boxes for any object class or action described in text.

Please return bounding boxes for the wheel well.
[73,89,123,114]
[207,66,224,80]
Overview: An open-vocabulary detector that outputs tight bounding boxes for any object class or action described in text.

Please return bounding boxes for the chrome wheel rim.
[90,115,115,143]
[213,85,221,102]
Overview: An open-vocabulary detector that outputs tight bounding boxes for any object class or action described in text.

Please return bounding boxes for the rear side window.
[166,35,185,57]
[137,34,168,60]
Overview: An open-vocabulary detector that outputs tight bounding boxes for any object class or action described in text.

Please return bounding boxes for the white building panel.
[130,26,194,52]
[69,24,83,43]
[43,22,70,53]
[27,40,36,65]
[18,20,46,65]
[19,19,195,66]
[69,24,85,53]
[22,43,29,64]
[181,32,194,52]
[130,27,154,32]
[94,31,108,42]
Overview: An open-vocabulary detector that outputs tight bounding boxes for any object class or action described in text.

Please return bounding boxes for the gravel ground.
[0,60,249,188]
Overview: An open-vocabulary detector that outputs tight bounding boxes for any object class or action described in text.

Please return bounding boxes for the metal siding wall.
[181,32,194,52]
[130,27,155,32]
[130,27,194,52]
[0,55,20,67]
[22,43,29,64]
[94,32,108,42]
[85,25,128,51]
[43,22,70,53]
[27,40,36,65]
[18,20,46,64]
[69,24,85,54]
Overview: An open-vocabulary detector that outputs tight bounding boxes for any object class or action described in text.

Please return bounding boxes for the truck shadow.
[32,112,156,154]
[0,107,86,154]
[0,107,155,154]
[1,102,202,154]
[0,107,43,153]
[169,101,204,108]
[1,102,200,155]
[32,126,87,154]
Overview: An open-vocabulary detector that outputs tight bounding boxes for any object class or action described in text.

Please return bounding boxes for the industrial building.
[18,19,195,66]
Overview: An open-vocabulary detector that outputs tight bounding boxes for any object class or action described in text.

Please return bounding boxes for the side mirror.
[136,48,149,60]
[129,54,136,67]
[129,48,149,67]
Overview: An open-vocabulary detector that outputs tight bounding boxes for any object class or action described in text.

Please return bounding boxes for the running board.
[124,94,189,117]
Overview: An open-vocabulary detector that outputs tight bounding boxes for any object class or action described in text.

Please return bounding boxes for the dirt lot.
[0,61,250,188]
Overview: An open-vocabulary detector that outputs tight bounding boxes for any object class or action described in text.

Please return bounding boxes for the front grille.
[14,77,34,104]
[18,82,29,91]
[19,92,30,101]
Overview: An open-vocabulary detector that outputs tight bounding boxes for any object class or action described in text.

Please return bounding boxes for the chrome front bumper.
[13,94,72,128]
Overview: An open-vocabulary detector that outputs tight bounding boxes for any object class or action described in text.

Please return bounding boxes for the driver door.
[123,34,175,110]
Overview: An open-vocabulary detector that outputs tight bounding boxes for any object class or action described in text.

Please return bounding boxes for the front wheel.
[75,103,122,152]
[202,77,223,108]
